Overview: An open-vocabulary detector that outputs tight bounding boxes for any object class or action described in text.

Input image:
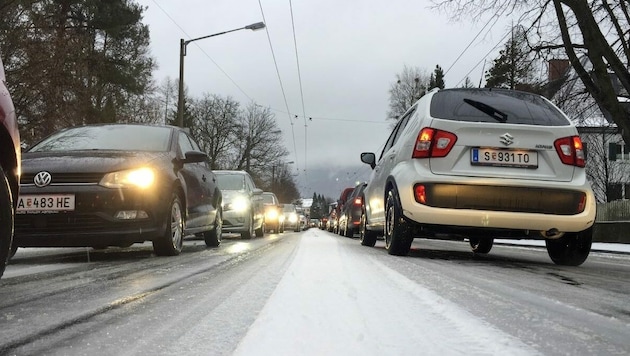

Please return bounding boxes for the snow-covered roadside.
[234,231,540,356]
[496,239,630,253]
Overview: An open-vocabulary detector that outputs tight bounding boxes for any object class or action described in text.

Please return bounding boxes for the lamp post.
[177,21,265,127]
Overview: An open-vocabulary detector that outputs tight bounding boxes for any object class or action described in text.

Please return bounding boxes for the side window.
[178,132,195,156]
[378,107,415,161]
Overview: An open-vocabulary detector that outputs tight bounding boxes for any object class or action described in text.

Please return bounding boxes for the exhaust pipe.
[540,228,564,239]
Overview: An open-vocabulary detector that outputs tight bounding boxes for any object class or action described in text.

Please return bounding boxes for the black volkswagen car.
[13,124,222,256]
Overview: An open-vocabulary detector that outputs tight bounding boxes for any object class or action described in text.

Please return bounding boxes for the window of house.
[609,142,629,161]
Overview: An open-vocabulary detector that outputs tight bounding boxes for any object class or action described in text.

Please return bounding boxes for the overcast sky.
[136,0,513,196]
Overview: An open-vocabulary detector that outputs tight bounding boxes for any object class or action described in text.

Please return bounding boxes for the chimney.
[548,59,570,82]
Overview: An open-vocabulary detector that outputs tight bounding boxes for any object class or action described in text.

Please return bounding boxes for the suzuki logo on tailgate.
[499,133,514,146]
[34,171,52,188]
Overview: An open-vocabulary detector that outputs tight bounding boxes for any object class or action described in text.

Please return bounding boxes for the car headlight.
[288,213,298,223]
[100,167,155,189]
[228,196,249,212]
[266,209,279,220]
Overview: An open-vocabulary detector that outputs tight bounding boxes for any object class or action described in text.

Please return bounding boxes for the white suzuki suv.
[360,88,596,266]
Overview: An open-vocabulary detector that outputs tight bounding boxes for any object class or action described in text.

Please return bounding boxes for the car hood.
[21,150,170,174]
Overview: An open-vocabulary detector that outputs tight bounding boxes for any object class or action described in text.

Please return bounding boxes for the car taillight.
[554,136,585,167]
[414,184,427,204]
[353,196,362,206]
[412,127,457,158]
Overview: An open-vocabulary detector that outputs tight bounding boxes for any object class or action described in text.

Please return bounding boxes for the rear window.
[430,89,570,126]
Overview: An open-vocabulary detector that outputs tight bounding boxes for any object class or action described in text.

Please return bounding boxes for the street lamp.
[177,21,266,127]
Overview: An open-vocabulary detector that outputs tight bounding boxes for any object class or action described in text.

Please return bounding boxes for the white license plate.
[17,194,76,213]
[471,148,538,168]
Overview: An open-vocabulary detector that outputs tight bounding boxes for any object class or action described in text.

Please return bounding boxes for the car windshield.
[283,204,295,212]
[216,174,245,191]
[28,125,172,152]
[262,194,275,204]
[430,89,570,126]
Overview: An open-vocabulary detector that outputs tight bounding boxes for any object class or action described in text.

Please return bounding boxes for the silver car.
[360,88,596,266]
[215,170,265,239]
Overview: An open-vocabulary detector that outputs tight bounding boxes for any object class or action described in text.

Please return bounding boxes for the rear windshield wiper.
[463,98,508,123]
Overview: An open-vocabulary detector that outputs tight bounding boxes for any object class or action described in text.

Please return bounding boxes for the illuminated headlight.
[227,196,249,212]
[288,213,298,223]
[100,167,155,189]
[266,209,279,220]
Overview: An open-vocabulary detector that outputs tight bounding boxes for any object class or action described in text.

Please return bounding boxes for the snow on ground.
[496,240,630,253]
[234,230,540,356]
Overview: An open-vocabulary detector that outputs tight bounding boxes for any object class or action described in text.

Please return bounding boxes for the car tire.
[0,168,13,277]
[545,227,592,266]
[241,214,254,239]
[204,208,222,247]
[469,236,494,254]
[359,209,377,247]
[152,193,184,256]
[384,188,413,256]
[255,221,264,237]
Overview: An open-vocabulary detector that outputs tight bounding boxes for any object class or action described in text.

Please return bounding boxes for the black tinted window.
[430,89,570,126]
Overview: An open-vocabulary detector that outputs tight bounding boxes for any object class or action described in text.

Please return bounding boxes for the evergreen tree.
[429,64,445,89]
[484,26,539,92]
[0,0,155,144]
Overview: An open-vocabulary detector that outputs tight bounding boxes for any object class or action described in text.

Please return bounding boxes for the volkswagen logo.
[499,133,514,146]
[33,171,52,188]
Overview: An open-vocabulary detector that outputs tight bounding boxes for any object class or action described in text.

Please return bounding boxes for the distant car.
[262,192,283,233]
[319,216,328,230]
[14,124,223,256]
[281,204,300,232]
[215,170,265,239]
[309,218,319,229]
[0,53,20,278]
[360,87,596,266]
[333,187,355,234]
[338,182,367,237]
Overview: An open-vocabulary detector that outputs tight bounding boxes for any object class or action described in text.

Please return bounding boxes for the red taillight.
[353,196,362,206]
[414,184,427,204]
[554,136,585,167]
[412,127,457,158]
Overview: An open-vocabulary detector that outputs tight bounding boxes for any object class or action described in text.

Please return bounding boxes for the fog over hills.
[296,163,371,200]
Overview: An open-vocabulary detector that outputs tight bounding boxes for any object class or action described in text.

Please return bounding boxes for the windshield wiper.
[463,98,508,123]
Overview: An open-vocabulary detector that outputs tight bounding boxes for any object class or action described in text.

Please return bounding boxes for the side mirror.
[182,150,208,164]
[360,152,376,169]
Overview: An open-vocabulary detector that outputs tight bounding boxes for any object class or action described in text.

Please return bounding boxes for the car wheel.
[241,214,254,239]
[255,221,264,237]
[0,168,13,277]
[545,227,592,266]
[152,193,184,256]
[469,236,494,254]
[384,188,413,256]
[359,209,378,247]
[204,208,222,247]
[279,224,284,233]
[9,244,18,259]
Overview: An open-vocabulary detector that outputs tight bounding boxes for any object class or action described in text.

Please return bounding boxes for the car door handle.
[202,174,207,182]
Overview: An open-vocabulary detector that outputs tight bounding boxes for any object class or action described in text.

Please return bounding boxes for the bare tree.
[387,65,430,121]
[230,103,289,181]
[156,77,177,125]
[190,94,240,170]
[431,0,630,146]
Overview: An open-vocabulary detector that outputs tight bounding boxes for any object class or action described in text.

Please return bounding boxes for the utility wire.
[150,0,255,102]
[288,0,309,184]
[257,0,301,170]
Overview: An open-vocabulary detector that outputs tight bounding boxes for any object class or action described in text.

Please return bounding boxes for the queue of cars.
[324,88,596,266]
[7,122,305,264]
